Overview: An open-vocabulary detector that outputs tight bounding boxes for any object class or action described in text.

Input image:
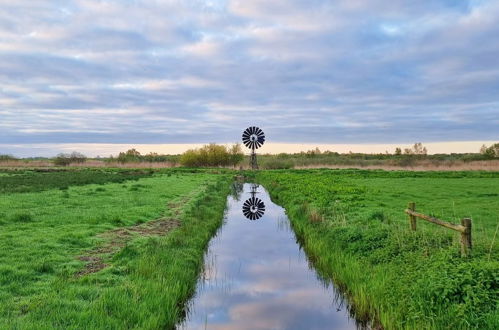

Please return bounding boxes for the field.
[0,168,230,329]
[255,169,499,329]
[1,167,498,329]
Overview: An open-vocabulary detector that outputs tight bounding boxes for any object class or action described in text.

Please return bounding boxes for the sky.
[1,0,498,157]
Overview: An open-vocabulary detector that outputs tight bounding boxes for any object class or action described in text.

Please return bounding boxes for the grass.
[255,169,499,329]
[0,168,155,193]
[2,166,498,328]
[0,169,230,329]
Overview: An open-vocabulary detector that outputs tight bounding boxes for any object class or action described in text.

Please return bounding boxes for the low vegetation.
[3,142,499,170]
[109,148,180,164]
[54,152,87,166]
[0,169,230,328]
[1,162,498,329]
[180,143,244,167]
[255,142,499,170]
[255,169,499,329]
[0,168,154,194]
[0,154,17,161]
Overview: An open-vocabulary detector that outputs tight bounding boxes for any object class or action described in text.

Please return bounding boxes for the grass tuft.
[11,213,34,223]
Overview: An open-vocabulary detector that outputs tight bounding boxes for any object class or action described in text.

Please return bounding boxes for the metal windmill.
[242,126,265,170]
[242,184,265,220]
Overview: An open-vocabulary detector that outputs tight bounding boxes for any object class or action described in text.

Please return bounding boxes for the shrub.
[54,152,86,166]
[180,143,243,167]
[480,143,499,159]
[0,154,17,161]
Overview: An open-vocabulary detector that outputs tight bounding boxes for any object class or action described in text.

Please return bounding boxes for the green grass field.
[255,169,499,329]
[0,169,230,329]
[1,168,498,329]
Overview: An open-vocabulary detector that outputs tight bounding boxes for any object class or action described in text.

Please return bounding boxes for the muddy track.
[75,218,181,277]
[75,193,197,277]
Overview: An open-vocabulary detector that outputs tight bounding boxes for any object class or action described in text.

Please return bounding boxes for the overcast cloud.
[1,0,498,148]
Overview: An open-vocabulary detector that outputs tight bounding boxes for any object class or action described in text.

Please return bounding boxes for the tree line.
[2,142,498,167]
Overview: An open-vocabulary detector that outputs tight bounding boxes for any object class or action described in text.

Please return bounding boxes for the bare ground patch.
[76,218,181,277]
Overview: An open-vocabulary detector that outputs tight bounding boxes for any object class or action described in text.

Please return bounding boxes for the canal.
[179,183,362,329]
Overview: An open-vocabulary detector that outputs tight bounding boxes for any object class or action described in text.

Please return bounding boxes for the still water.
[179,183,360,330]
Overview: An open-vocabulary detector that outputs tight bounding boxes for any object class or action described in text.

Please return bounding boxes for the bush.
[54,152,86,166]
[0,154,17,161]
[480,143,499,159]
[180,143,244,167]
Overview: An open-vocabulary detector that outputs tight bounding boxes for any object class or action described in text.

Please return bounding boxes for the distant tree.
[69,152,87,164]
[180,143,243,167]
[480,144,488,155]
[54,154,72,166]
[229,144,244,167]
[305,147,322,158]
[404,143,427,156]
[0,154,17,161]
[143,152,159,162]
[395,147,402,155]
[481,143,499,159]
[54,152,86,166]
[117,148,142,163]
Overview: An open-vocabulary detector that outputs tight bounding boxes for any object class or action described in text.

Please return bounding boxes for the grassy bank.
[0,169,230,329]
[255,169,499,329]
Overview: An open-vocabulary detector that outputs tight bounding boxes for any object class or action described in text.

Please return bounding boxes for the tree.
[481,143,499,159]
[54,152,86,166]
[54,154,72,166]
[480,144,488,155]
[117,148,142,163]
[180,143,244,167]
[69,152,86,164]
[0,154,17,161]
[404,143,427,156]
[395,147,402,155]
[229,143,244,167]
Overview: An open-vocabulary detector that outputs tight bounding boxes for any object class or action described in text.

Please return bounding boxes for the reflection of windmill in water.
[242,184,265,220]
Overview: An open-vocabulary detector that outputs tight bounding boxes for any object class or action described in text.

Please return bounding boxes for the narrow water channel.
[179,183,361,330]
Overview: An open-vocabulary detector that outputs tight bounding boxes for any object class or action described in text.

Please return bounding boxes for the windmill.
[242,184,265,220]
[242,126,265,170]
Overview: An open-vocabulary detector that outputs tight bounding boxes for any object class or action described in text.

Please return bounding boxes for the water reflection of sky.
[179,184,358,330]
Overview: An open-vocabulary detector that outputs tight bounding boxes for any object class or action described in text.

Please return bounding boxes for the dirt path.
[76,194,195,277]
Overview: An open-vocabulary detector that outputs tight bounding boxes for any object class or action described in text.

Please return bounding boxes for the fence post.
[408,202,416,231]
[461,218,472,257]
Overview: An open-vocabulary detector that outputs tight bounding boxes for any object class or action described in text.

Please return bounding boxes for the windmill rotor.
[242,126,265,150]
[242,196,265,220]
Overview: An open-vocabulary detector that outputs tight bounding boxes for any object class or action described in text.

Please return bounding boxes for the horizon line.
[1,141,497,158]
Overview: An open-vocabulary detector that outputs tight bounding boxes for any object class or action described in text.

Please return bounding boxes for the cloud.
[1,0,498,151]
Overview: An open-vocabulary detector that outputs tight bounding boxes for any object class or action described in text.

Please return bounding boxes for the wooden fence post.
[461,218,472,257]
[408,202,416,231]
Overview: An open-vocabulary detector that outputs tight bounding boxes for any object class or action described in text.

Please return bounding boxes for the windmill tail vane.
[242,126,265,170]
